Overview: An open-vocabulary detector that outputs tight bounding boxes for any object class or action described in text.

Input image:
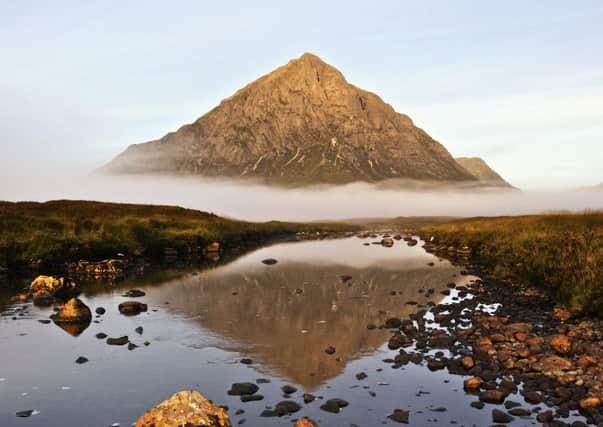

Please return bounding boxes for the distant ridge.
[105,53,497,187]
[455,157,514,188]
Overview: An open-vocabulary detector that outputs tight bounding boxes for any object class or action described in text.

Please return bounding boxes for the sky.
[1,0,602,190]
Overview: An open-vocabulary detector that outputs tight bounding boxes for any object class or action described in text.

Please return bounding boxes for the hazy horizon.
[1,1,602,191]
[1,173,602,222]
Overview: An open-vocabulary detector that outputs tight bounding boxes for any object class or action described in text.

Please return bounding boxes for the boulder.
[294,418,318,427]
[549,334,571,355]
[75,259,125,277]
[29,275,79,305]
[51,298,92,336]
[118,301,148,316]
[135,390,231,427]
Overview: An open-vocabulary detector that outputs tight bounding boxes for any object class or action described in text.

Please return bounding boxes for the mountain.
[104,53,478,186]
[455,157,514,188]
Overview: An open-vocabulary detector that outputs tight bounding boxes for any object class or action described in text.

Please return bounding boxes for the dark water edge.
[0,237,591,426]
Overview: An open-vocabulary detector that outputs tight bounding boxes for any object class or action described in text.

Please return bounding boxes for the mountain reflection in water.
[143,237,461,388]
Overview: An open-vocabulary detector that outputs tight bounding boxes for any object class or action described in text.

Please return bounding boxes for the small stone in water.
[75,356,88,364]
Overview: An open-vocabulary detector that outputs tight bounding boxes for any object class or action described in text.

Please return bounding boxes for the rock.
[15,410,34,417]
[532,355,572,373]
[51,298,92,335]
[479,389,508,404]
[240,358,253,365]
[118,301,148,316]
[281,385,297,395]
[29,275,79,305]
[536,410,554,423]
[135,326,144,335]
[320,398,348,414]
[325,346,336,355]
[470,401,485,410]
[578,397,602,410]
[464,377,482,392]
[274,401,301,415]
[508,408,531,416]
[384,317,402,328]
[355,372,367,380]
[95,332,108,339]
[206,242,221,253]
[75,356,88,364]
[124,289,146,298]
[294,418,318,427]
[227,383,259,396]
[95,307,106,315]
[128,343,138,351]
[261,258,278,265]
[75,259,125,277]
[381,238,394,247]
[492,409,514,423]
[553,307,572,321]
[11,293,29,303]
[135,390,231,427]
[522,391,542,404]
[240,394,264,402]
[388,409,409,423]
[550,334,572,355]
[427,359,446,371]
[303,393,316,403]
[461,356,475,370]
[107,336,129,346]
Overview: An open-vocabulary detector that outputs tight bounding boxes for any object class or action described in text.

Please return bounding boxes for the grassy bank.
[0,200,355,271]
[421,212,603,316]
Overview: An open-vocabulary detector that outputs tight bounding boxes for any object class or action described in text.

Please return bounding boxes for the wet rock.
[29,275,79,305]
[550,334,572,355]
[240,395,263,402]
[388,409,409,423]
[532,355,572,373]
[128,343,138,351]
[536,410,554,423]
[355,372,367,380]
[464,377,482,392]
[479,389,508,404]
[281,385,297,395]
[508,408,531,416]
[461,356,475,370]
[135,390,231,427]
[75,259,125,278]
[320,398,348,414]
[240,358,253,365]
[37,319,51,324]
[51,298,92,336]
[227,383,259,396]
[75,356,88,364]
[294,418,318,427]
[15,410,34,418]
[522,391,542,404]
[106,336,129,346]
[135,326,144,335]
[95,307,106,315]
[303,393,315,403]
[261,258,278,265]
[124,289,146,298]
[274,400,300,415]
[381,238,394,247]
[95,332,108,339]
[427,359,446,371]
[388,334,412,350]
[324,346,336,355]
[492,409,514,423]
[118,301,148,316]
[578,396,602,410]
[384,317,402,328]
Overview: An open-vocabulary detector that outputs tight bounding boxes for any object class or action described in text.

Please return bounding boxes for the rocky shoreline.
[5,231,602,426]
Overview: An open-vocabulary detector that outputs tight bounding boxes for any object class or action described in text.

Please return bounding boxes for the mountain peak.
[455,157,514,188]
[105,55,478,186]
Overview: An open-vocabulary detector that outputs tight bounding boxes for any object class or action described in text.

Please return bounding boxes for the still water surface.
[0,237,537,426]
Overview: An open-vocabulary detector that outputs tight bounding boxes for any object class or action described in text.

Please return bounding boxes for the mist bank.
[1,173,601,222]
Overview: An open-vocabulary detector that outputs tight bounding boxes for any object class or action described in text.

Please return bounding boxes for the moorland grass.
[421,212,603,316]
[0,200,354,270]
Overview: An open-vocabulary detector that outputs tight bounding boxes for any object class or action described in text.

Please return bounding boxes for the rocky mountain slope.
[104,53,481,186]
[455,157,514,188]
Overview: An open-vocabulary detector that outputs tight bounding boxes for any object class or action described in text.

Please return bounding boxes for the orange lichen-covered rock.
[135,390,231,427]
[29,275,79,304]
[294,418,318,427]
